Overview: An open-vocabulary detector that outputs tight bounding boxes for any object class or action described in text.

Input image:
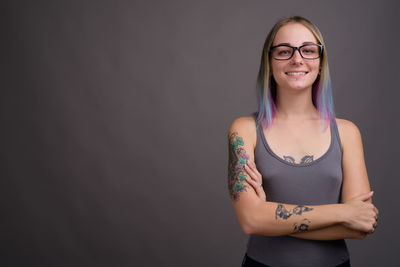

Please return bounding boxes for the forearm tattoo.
[275,204,313,232]
[228,132,249,201]
[275,204,292,219]
[292,205,314,215]
[293,219,311,232]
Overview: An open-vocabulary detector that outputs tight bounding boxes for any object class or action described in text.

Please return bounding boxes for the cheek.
[270,62,285,78]
[314,59,321,72]
[310,62,321,76]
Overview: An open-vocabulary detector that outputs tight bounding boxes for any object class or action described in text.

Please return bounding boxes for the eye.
[301,46,318,55]
[274,46,292,55]
[278,49,291,55]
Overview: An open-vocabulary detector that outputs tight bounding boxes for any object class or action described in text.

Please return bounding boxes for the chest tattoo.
[283,155,314,164]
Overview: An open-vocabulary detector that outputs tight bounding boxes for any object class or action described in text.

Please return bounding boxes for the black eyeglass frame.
[269,44,324,60]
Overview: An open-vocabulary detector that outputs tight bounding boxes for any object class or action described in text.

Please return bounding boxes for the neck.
[274,86,319,122]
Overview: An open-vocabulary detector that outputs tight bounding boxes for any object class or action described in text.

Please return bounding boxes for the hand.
[244,160,266,201]
[342,191,379,234]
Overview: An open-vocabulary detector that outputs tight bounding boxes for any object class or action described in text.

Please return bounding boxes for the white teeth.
[286,72,307,75]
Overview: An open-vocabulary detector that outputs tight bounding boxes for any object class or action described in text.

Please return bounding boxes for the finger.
[249,161,263,180]
[247,161,263,184]
[247,159,255,166]
[246,161,258,175]
[246,176,262,191]
[245,164,263,187]
[356,191,374,201]
[369,227,375,234]
[244,177,256,191]
[246,177,263,196]
[247,160,258,171]
[374,206,379,216]
[244,165,258,181]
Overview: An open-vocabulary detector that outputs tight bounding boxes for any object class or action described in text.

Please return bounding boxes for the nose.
[291,49,303,63]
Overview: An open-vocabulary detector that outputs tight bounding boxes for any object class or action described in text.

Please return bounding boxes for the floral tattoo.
[228,132,249,201]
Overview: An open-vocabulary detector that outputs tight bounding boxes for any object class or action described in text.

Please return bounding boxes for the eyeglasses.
[269,44,324,60]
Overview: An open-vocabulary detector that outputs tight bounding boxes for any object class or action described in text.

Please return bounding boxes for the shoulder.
[335,118,363,150]
[228,115,257,150]
[228,115,257,133]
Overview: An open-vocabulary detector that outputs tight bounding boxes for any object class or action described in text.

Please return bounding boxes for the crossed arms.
[228,117,378,240]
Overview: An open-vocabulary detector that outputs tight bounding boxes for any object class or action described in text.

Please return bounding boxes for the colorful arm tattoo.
[228,132,249,201]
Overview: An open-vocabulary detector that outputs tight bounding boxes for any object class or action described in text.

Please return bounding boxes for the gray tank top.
[246,117,350,267]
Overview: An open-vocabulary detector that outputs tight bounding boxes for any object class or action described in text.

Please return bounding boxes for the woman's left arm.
[247,119,378,240]
[292,119,377,240]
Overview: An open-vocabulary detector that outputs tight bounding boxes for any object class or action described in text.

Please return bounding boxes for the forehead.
[273,22,317,46]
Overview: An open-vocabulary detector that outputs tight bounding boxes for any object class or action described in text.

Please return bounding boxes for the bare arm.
[233,193,345,236]
[290,224,366,240]
[228,117,377,237]
[246,158,373,240]
[244,159,368,240]
[228,117,347,236]
[288,119,377,240]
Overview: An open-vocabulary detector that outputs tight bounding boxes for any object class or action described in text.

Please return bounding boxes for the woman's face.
[270,23,320,92]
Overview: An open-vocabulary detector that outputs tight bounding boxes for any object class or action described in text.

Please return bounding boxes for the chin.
[284,82,313,91]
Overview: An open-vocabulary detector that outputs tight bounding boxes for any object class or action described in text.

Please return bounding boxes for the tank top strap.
[253,112,264,144]
[251,112,259,124]
[330,118,343,154]
[251,112,261,132]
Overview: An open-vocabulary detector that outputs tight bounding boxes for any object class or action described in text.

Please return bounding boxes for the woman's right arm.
[228,117,376,236]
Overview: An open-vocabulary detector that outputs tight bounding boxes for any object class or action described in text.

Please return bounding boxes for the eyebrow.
[273,41,317,46]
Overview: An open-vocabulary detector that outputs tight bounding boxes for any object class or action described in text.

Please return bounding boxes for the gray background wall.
[2,0,399,266]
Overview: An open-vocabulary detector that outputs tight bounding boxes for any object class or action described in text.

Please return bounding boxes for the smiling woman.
[270,24,321,95]
[227,16,378,267]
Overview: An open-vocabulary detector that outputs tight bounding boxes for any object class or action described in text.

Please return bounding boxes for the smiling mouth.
[285,71,308,76]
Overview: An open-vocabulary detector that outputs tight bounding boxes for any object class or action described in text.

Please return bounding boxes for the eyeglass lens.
[271,45,321,60]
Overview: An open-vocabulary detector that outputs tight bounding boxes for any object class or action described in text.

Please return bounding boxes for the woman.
[227,16,378,267]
